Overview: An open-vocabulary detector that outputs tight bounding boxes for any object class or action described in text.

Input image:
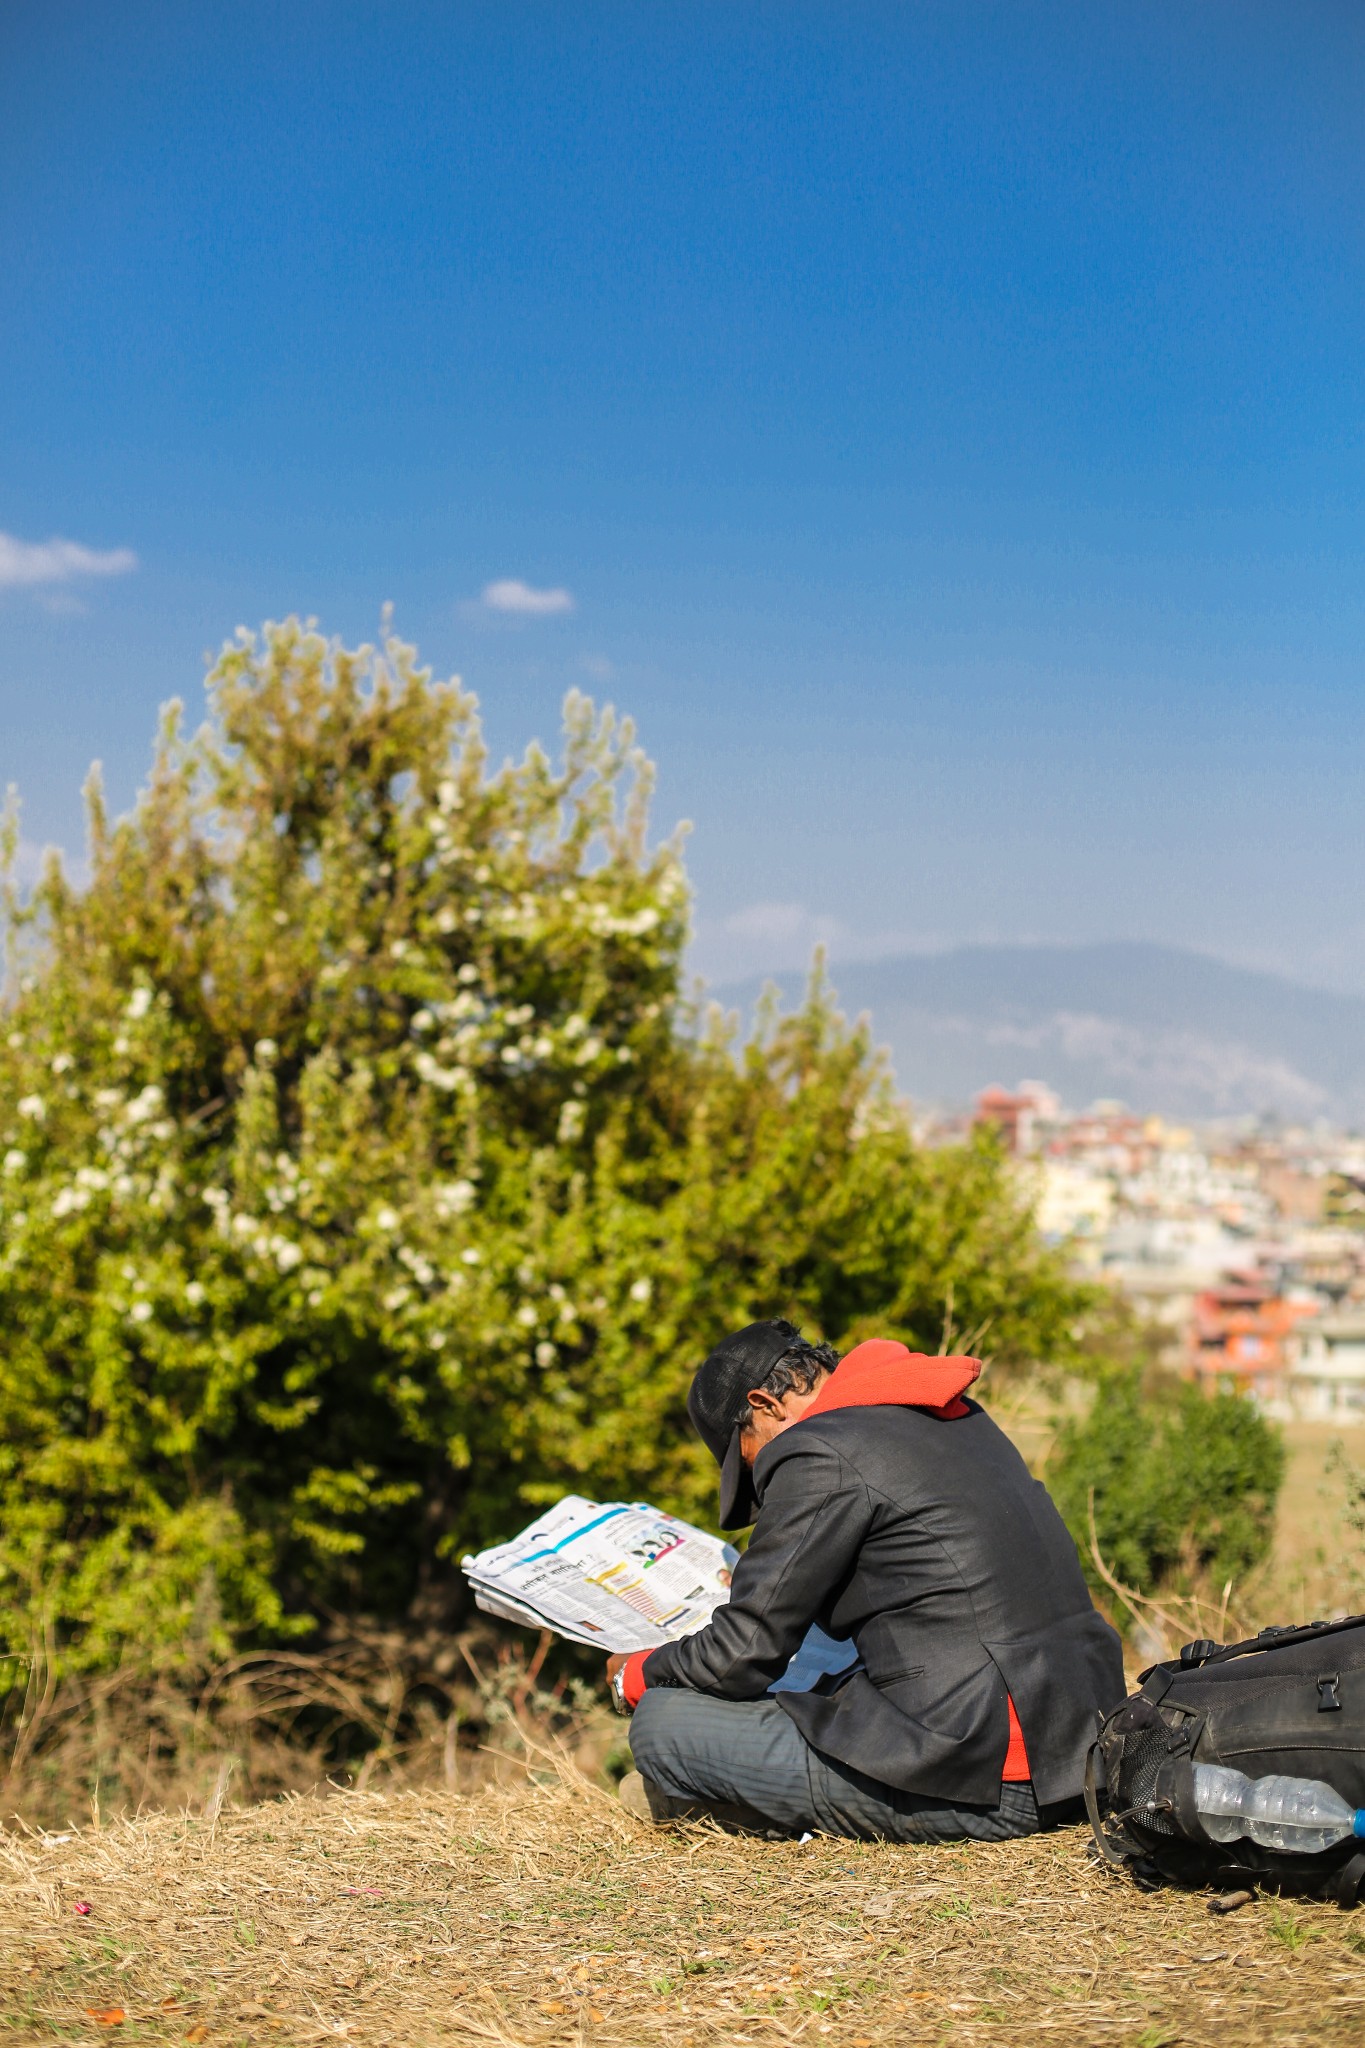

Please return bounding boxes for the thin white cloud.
[691,900,949,986]
[12,840,45,887]
[479,577,575,616]
[0,532,138,589]
[6,839,84,891]
[723,901,845,948]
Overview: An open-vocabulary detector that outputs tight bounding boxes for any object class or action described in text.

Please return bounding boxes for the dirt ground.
[3,1766,1365,2048]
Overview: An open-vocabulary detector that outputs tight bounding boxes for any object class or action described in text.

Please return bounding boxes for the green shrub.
[0,620,1101,1677]
[1049,1368,1285,1604]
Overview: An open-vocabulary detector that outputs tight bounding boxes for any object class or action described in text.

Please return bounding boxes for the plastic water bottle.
[1193,1763,1365,1854]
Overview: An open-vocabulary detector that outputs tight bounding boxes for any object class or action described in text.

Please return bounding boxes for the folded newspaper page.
[462,1495,738,1654]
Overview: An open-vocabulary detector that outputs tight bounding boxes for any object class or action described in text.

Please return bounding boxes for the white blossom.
[411,1008,434,1033]
[629,1277,653,1304]
[434,1178,476,1217]
[2,1149,25,1175]
[556,1101,586,1144]
[129,1300,153,1324]
[185,1281,206,1306]
[124,1085,164,1125]
[414,1051,465,1090]
[460,1247,482,1265]
[16,1095,45,1121]
[535,1341,557,1368]
[126,986,153,1020]
[51,1053,74,1075]
[515,1303,538,1328]
[374,1205,400,1232]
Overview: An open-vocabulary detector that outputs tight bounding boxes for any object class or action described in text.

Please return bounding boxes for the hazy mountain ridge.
[714,943,1365,1123]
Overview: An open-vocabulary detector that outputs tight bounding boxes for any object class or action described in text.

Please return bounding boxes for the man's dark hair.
[733,1337,838,1436]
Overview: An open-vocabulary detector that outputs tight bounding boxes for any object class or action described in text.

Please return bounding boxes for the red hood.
[802,1339,981,1422]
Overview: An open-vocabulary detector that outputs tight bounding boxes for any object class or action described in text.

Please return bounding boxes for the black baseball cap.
[686,1319,802,1529]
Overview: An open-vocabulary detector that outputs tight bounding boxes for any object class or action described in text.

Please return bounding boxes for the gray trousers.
[630,1689,1045,1844]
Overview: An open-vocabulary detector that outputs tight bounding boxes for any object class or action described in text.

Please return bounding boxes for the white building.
[1035,1162,1114,1258]
[1279,1313,1365,1422]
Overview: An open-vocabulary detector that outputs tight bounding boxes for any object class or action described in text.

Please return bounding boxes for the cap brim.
[717,1427,758,1529]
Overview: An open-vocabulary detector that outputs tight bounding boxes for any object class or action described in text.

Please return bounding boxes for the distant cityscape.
[922,1082,1365,1424]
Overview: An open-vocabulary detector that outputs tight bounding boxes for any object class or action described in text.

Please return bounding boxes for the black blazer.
[639,1400,1125,1805]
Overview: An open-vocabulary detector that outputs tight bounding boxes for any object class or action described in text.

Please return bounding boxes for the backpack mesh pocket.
[1118,1721,1179,1837]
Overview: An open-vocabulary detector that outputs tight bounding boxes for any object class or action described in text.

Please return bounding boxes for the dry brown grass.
[3,1753,1364,2048]
[0,1632,625,1837]
[5,1408,1363,2044]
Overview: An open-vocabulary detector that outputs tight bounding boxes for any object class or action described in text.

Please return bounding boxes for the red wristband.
[621,1649,652,1709]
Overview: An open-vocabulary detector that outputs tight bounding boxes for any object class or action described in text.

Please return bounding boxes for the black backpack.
[1086,1614,1365,1906]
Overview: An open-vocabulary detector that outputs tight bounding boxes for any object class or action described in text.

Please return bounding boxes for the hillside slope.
[715,942,1365,1121]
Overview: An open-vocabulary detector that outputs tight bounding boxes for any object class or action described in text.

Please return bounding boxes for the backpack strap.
[1083,1740,1131,1868]
[1335,1851,1365,1910]
[1196,1614,1365,1669]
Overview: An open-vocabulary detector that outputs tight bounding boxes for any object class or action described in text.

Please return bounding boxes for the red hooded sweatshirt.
[622,1340,1030,1782]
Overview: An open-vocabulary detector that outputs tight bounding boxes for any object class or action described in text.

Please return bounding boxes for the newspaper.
[462,1495,738,1654]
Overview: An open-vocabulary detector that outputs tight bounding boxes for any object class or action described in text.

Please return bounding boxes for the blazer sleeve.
[638,1433,871,1700]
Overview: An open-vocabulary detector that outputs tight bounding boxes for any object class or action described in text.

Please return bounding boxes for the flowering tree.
[0,622,1094,1675]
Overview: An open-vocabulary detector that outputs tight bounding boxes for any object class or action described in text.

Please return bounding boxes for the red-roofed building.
[1187,1276,1315,1402]
[974,1084,1057,1156]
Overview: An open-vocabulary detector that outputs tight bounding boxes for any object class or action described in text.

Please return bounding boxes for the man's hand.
[604,1652,632,1714]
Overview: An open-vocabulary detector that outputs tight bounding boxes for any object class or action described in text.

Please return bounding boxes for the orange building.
[1187,1277,1315,1402]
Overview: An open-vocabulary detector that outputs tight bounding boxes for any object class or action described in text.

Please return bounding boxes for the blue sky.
[2,2,1363,990]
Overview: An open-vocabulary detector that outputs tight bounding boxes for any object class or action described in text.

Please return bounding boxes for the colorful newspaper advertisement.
[462,1495,737,1653]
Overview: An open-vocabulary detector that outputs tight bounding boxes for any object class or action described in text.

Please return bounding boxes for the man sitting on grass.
[608,1320,1125,1842]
